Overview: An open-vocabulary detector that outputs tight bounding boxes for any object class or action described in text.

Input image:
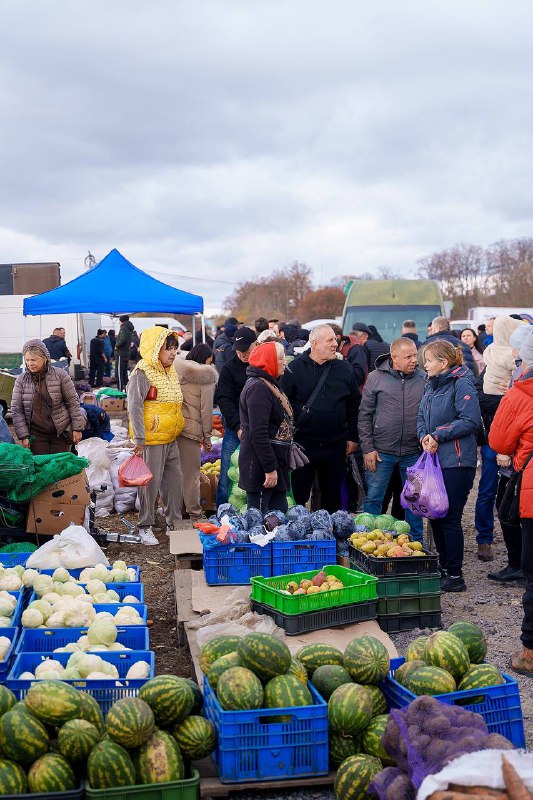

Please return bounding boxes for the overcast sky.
[1,1,532,313]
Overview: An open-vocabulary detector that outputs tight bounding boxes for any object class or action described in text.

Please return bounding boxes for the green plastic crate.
[85,770,199,800]
[377,592,442,616]
[376,573,441,598]
[250,565,377,615]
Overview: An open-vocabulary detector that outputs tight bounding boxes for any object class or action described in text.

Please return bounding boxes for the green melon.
[0,706,50,764]
[364,685,388,717]
[216,667,264,711]
[329,732,361,768]
[361,714,395,765]
[405,636,428,661]
[183,678,203,714]
[264,674,313,722]
[138,675,194,728]
[27,753,76,793]
[406,666,456,695]
[77,691,105,735]
[424,631,470,683]
[25,680,82,726]
[328,683,373,736]
[448,622,488,664]
[0,688,16,719]
[106,697,155,749]
[199,636,241,674]
[208,652,241,690]
[135,730,185,784]
[295,644,344,675]
[58,719,101,763]
[343,636,390,685]
[457,664,505,705]
[286,658,308,685]
[88,740,136,788]
[311,665,352,700]
[173,716,217,760]
[393,659,425,687]
[0,758,28,795]
[237,633,291,682]
[334,753,382,800]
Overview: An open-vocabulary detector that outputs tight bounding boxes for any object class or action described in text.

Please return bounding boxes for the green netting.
[0,444,89,502]
[96,387,127,399]
[0,542,37,552]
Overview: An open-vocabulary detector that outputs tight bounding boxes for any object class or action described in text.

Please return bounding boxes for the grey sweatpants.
[177,435,202,517]
[138,440,183,528]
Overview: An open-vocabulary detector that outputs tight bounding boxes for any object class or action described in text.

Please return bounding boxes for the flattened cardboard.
[34,470,90,506]
[168,528,203,557]
[26,501,86,535]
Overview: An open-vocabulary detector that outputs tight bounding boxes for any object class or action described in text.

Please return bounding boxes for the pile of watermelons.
[0,674,217,793]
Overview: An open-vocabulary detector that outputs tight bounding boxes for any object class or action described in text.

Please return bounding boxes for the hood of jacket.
[121,320,134,333]
[493,315,526,346]
[429,364,470,390]
[22,339,51,364]
[513,369,533,400]
[139,326,178,371]
[174,358,218,385]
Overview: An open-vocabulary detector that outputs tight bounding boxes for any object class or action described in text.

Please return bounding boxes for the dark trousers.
[115,354,129,392]
[430,467,476,577]
[497,474,522,569]
[382,463,405,520]
[89,360,105,388]
[291,440,346,513]
[30,437,71,456]
[474,444,499,545]
[246,489,288,515]
[520,518,533,648]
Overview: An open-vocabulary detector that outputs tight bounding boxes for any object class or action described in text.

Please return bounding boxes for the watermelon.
[58,719,101,763]
[365,685,388,717]
[448,621,488,664]
[0,688,16,719]
[139,675,194,727]
[405,636,428,661]
[0,758,28,795]
[296,644,344,675]
[264,675,313,722]
[106,697,155,749]
[237,633,291,682]
[311,665,352,700]
[216,667,263,711]
[78,691,105,734]
[406,666,456,695]
[173,716,217,760]
[328,683,373,736]
[88,740,136,788]
[424,631,470,682]
[374,514,395,531]
[334,753,382,800]
[457,664,505,704]
[286,658,308,685]
[329,732,361,768]
[354,513,374,529]
[28,753,76,793]
[25,680,82,726]
[135,730,185,784]
[362,714,395,765]
[0,705,49,764]
[393,659,425,687]
[183,678,203,714]
[392,520,410,535]
[199,636,241,674]
[208,652,241,690]
[344,636,390,684]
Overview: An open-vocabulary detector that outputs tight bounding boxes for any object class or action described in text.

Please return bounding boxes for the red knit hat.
[248,342,278,378]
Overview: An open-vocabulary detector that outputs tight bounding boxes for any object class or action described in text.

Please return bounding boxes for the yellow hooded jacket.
[129,326,185,445]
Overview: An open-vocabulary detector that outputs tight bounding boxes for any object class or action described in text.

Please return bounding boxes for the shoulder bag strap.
[257,378,293,422]
[295,361,333,431]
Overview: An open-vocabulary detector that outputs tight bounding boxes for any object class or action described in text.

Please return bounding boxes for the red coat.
[489,372,533,518]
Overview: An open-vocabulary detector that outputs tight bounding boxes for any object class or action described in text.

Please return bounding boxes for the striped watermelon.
[216,667,264,711]
[27,753,76,793]
[106,697,155,749]
[343,636,390,685]
[134,730,185,784]
[406,666,456,695]
[0,706,50,764]
[311,665,352,700]
[87,740,136,788]
[199,636,241,674]
[295,644,344,675]
[78,691,105,735]
[362,714,394,765]
[286,658,308,685]
[334,753,382,800]
[173,715,217,760]
[329,733,361,769]
[405,636,428,661]
[184,678,203,714]
[0,758,28,795]
[0,688,16,719]
[138,675,194,727]
[237,633,291,682]
[328,683,373,736]
[208,652,241,690]
[264,674,313,722]
[58,719,101,763]
[457,664,505,704]
[25,680,82,726]
[394,659,425,687]
[448,622,488,664]
[364,685,388,717]
[424,631,470,682]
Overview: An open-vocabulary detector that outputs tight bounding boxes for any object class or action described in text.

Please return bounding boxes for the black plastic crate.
[349,543,439,577]
[377,592,441,616]
[378,610,442,633]
[251,598,377,635]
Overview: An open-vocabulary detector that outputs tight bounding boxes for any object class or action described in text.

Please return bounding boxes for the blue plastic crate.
[16,626,150,654]
[38,565,141,581]
[203,677,328,783]
[381,657,525,748]
[1,591,24,628]
[203,543,272,585]
[7,650,155,715]
[0,628,20,682]
[0,552,34,568]
[271,540,337,576]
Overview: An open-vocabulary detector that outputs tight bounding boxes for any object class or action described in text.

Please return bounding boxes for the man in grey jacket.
[358,337,425,540]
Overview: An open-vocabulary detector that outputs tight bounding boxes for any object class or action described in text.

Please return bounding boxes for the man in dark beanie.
[115,315,134,391]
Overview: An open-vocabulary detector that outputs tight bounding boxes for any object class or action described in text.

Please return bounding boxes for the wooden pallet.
[200,772,335,798]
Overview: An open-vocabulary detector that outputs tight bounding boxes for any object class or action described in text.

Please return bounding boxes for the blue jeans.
[215,428,240,508]
[364,452,424,541]
[474,444,498,545]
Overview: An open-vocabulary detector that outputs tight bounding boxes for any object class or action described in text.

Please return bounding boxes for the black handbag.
[497,451,533,527]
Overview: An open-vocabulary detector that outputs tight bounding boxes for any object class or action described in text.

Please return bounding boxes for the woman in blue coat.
[417,340,482,592]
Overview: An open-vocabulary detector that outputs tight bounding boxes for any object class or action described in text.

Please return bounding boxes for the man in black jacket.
[43,328,72,363]
[115,315,135,391]
[89,329,108,388]
[215,327,257,506]
[281,324,359,512]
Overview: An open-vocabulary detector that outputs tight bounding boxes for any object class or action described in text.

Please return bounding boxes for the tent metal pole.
[192,316,196,346]
[201,314,205,343]
[22,315,26,371]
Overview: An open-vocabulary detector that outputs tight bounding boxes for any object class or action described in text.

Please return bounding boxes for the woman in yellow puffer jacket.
[127,326,185,545]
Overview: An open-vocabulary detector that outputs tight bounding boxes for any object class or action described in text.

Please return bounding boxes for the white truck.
[467,306,533,328]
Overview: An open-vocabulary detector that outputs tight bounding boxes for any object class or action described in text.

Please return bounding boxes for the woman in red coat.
[489,330,533,675]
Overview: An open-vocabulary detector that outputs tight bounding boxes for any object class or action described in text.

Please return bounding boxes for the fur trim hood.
[174,358,218,386]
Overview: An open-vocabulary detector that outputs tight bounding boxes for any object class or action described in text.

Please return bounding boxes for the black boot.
[441,574,466,592]
[487,565,524,583]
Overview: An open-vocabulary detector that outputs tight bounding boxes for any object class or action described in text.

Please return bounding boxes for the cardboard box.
[26,500,86,535]
[79,392,98,405]
[100,397,126,413]
[200,472,217,513]
[35,470,90,506]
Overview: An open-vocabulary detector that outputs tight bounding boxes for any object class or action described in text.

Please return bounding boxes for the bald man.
[358,337,426,540]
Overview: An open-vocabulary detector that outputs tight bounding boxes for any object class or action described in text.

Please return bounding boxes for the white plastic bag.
[77,438,112,488]
[26,524,110,569]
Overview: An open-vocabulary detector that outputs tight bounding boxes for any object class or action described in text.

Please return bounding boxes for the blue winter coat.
[417,366,481,469]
